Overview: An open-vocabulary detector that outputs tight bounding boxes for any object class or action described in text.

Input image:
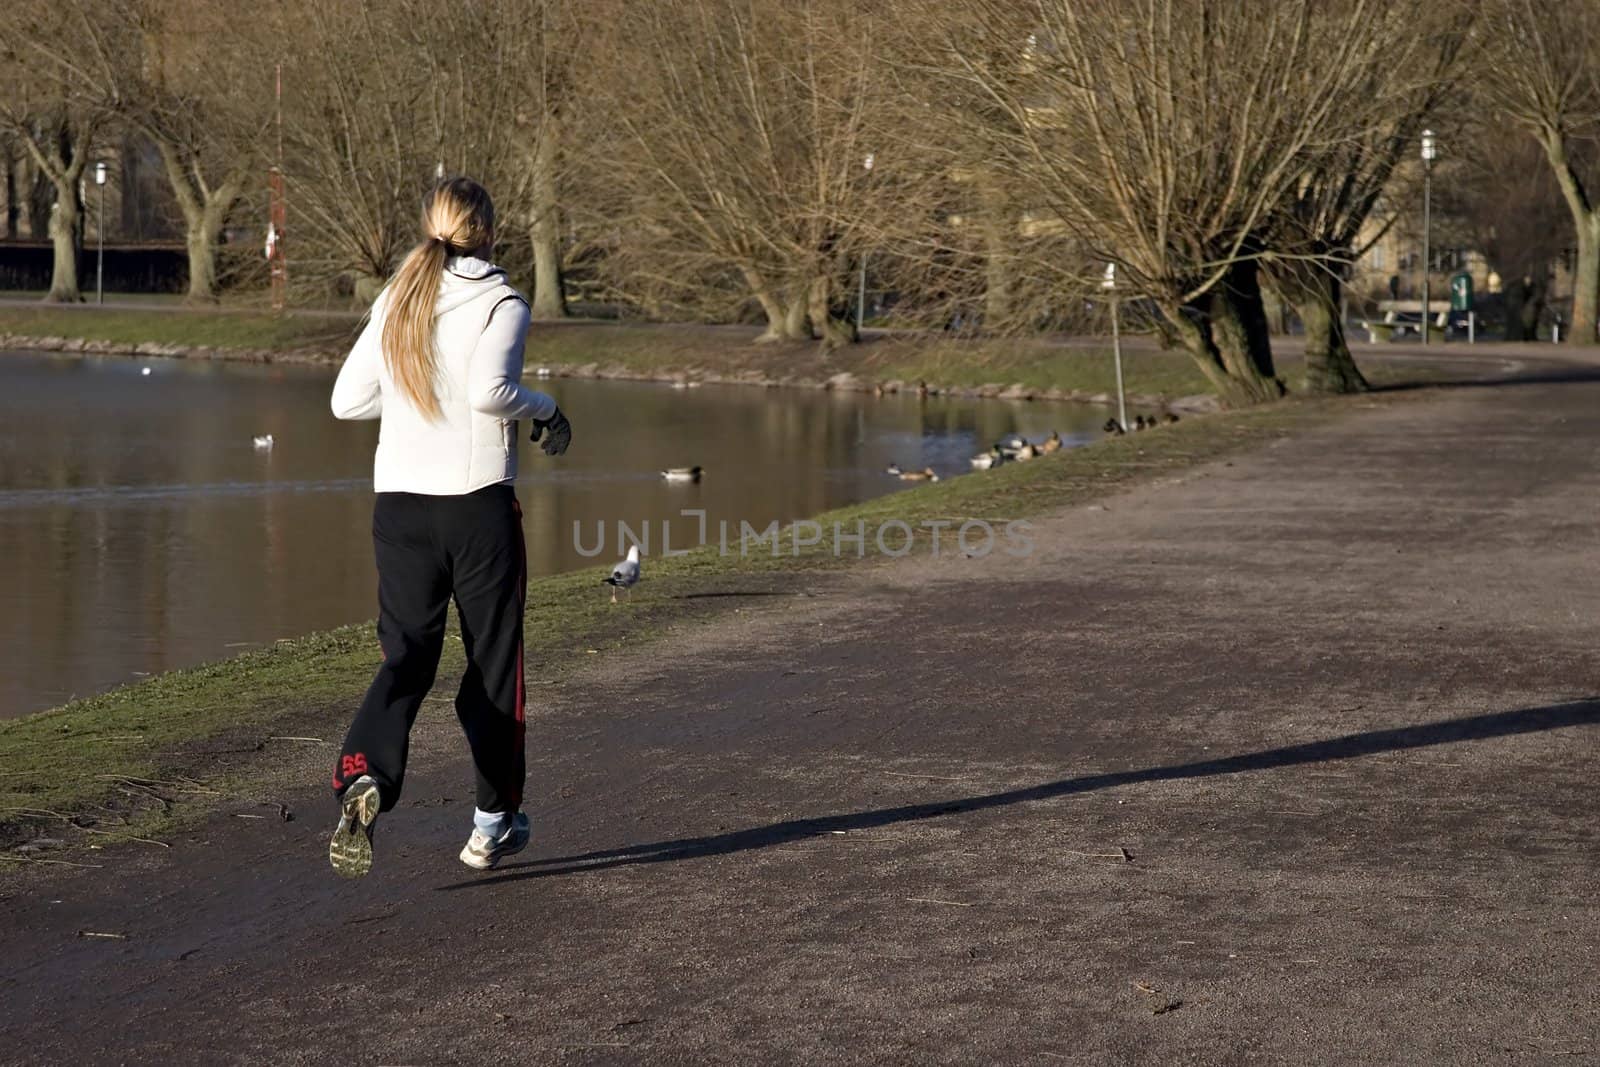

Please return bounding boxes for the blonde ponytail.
[379,177,497,421]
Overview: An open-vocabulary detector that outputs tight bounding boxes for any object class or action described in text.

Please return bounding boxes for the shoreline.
[0,329,1218,414]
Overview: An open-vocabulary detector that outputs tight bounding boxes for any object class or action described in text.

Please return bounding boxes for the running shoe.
[329,775,381,879]
[459,812,530,871]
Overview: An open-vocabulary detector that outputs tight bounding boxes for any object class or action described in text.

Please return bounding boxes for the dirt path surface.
[4,371,1600,1065]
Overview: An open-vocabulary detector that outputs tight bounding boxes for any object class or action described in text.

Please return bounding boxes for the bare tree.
[479,0,592,320]
[118,0,273,303]
[0,3,130,301]
[1445,127,1570,340]
[1484,0,1600,344]
[917,0,1457,405]
[590,0,911,346]
[1261,9,1472,392]
[270,0,446,298]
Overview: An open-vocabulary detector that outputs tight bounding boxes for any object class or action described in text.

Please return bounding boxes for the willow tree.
[1263,6,1473,393]
[1484,0,1600,345]
[86,0,275,303]
[590,0,904,346]
[922,0,1440,405]
[0,3,129,302]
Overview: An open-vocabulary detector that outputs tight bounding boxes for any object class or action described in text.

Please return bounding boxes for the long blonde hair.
[380,177,496,420]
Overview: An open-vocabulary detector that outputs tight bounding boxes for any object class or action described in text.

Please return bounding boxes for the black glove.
[530,405,571,456]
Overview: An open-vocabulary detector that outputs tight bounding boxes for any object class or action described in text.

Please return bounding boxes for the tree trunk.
[1168,258,1285,407]
[1572,219,1599,345]
[45,177,82,303]
[528,119,567,320]
[1269,260,1367,394]
[1,147,15,239]
[807,275,853,348]
[977,175,1012,327]
[782,283,811,339]
[184,203,229,304]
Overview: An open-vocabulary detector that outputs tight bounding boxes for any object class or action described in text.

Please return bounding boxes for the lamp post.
[857,152,875,334]
[1420,128,1438,345]
[94,161,107,305]
[1103,262,1127,432]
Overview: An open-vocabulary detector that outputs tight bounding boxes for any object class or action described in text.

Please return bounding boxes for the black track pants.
[333,484,526,815]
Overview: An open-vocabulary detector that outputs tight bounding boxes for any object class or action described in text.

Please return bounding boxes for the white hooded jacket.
[331,256,556,495]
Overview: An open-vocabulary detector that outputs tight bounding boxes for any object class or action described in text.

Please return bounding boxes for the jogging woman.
[325,177,571,879]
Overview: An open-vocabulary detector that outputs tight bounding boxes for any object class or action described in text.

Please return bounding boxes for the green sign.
[1449,272,1474,311]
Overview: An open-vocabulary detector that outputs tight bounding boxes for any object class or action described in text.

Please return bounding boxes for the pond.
[0,350,1112,719]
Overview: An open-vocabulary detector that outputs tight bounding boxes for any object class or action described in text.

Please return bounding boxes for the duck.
[661,466,703,483]
[1134,414,1153,431]
[995,431,1027,454]
[887,463,939,482]
[1103,418,1125,436]
[970,447,1006,471]
[252,434,275,450]
[1163,412,1180,425]
[1011,442,1039,461]
[1037,430,1062,454]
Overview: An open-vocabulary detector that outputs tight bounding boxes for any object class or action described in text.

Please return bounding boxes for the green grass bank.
[0,302,1216,404]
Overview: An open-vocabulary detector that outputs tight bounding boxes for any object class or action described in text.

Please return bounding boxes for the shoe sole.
[459,829,530,871]
[329,780,381,879]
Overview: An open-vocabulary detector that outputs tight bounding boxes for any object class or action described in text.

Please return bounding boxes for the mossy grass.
[0,395,1338,851]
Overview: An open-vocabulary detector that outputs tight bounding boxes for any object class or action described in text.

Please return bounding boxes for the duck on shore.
[970,447,1006,470]
[1038,430,1062,454]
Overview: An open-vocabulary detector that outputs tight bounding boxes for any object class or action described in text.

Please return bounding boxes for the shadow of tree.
[437,698,1600,892]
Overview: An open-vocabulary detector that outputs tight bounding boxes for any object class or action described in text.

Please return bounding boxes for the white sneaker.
[459,812,530,870]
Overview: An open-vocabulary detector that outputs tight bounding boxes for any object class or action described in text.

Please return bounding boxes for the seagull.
[252,434,275,450]
[603,544,641,603]
[140,367,152,376]
[535,367,552,379]
[661,466,703,483]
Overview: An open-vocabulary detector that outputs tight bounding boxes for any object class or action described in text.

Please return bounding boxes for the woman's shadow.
[436,697,1600,892]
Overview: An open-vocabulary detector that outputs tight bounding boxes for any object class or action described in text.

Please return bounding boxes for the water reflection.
[0,351,1108,718]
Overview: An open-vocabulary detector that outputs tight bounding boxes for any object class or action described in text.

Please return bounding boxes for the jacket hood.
[435,256,512,316]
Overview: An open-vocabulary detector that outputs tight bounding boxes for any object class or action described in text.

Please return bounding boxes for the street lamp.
[1103,262,1127,432]
[858,152,875,334]
[94,161,107,305]
[1420,128,1438,345]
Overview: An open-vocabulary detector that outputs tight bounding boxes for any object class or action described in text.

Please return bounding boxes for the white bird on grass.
[604,544,641,603]
[252,434,275,450]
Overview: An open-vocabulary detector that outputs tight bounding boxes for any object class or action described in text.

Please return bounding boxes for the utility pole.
[1420,129,1438,345]
[94,162,106,304]
[1103,263,1127,432]
[268,62,288,311]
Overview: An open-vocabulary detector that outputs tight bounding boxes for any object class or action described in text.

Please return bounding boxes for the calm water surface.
[0,351,1108,718]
